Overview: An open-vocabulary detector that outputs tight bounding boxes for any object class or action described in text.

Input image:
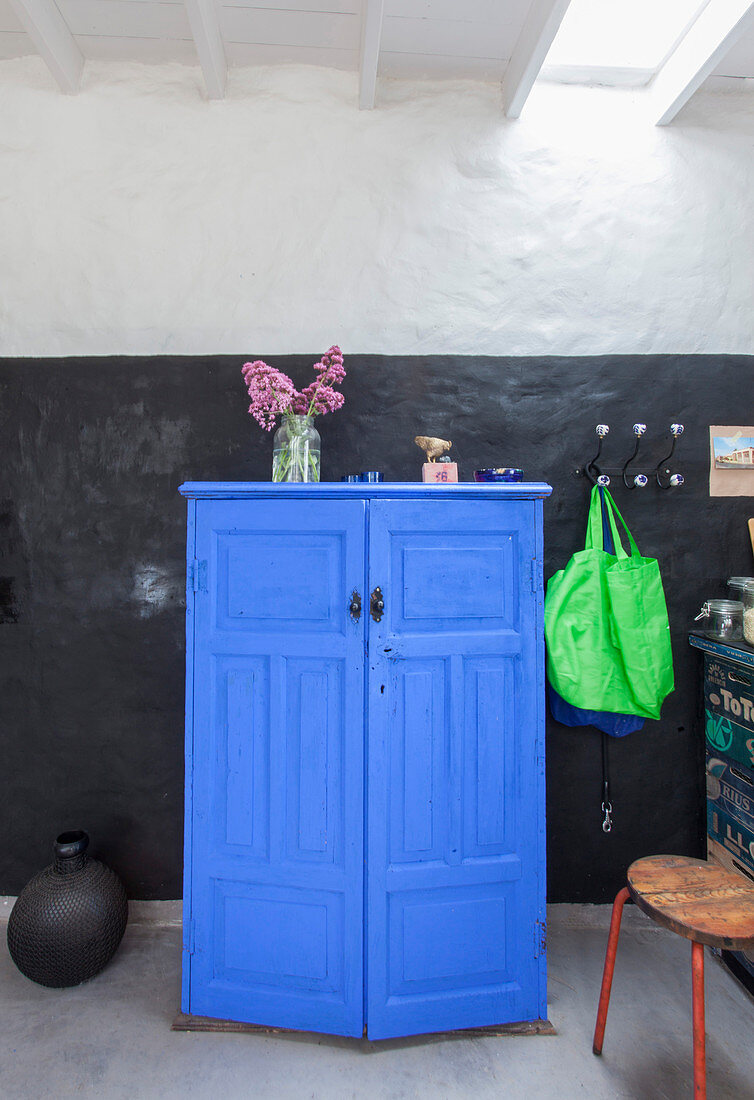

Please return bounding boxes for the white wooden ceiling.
[0,0,533,74]
[1,0,753,121]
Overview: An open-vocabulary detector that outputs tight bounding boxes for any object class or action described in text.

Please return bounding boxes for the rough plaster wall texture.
[1,351,753,900]
[1,58,753,357]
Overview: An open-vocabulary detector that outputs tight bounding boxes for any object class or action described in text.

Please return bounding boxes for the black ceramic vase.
[7,830,128,988]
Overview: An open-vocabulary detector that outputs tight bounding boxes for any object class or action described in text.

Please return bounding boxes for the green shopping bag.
[545,486,674,720]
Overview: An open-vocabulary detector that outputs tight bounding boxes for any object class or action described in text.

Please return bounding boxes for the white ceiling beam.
[502,0,572,118]
[650,0,754,125]
[359,0,385,110]
[185,0,227,100]
[7,0,83,94]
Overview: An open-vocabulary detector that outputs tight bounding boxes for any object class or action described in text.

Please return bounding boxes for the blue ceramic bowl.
[474,468,524,483]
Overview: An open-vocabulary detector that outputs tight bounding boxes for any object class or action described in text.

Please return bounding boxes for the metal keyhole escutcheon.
[370,587,384,623]
[349,590,362,622]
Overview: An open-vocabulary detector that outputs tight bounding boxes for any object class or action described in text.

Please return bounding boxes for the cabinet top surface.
[179,481,553,500]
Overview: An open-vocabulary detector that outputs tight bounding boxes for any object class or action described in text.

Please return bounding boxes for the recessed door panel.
[389,660,447,864]
[462,659,517,859]
[217,533,342,631]
[212,880,344,994]
[219,657,270,856]
[284,659,344,866]
[392,532,518,634]
[389,886,510,990]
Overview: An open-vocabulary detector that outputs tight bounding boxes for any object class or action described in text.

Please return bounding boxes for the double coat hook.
[655,424,685,489]
[584,425,611,486]
[622,424,649,489]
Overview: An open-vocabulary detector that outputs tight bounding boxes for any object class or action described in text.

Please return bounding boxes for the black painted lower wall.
[1,354,752,901]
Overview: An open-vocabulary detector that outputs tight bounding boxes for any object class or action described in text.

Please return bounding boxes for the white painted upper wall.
[0,57,752,357]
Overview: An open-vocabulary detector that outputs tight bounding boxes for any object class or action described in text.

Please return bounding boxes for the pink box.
[422,463,458,483]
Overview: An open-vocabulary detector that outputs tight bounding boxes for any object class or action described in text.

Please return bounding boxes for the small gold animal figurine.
[415,435,452,462]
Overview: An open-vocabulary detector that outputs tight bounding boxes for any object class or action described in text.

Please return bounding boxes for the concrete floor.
[0,904,752,1100]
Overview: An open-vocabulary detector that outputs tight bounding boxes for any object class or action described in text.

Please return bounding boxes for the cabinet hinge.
[531,558,540,593]
[189,560,208,593]
[534,918,547,959]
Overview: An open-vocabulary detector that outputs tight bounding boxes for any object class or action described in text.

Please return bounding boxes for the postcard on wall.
[709,426,754,496]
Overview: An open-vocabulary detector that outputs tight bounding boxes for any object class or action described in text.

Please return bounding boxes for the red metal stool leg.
[593,886,631,1055]
[691,940,706,1100]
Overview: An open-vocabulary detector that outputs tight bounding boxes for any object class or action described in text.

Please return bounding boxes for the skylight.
[543,0,712,82]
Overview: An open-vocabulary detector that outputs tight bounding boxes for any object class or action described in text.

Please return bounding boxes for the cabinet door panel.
[366,499,545,1039]
[186,499,366,1037]
[389,659,447,864]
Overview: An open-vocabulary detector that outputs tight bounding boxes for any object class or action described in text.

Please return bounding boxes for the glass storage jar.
[727,576,754,602]
[695,599,743,641]
[743,582,754,646]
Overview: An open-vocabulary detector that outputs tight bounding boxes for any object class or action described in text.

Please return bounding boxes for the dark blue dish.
[359,471,384,482]
[474,468,524,483]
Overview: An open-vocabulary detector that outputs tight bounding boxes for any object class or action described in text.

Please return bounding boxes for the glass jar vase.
[272,415,320,483]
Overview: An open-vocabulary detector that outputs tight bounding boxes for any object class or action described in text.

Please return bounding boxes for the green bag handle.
[585,485,640,559]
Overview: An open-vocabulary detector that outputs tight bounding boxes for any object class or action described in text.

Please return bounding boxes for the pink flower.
[241,345,346,429]
[300,346,346,417]
[314,346,346,386]
[299,381,345,416]
[241,360,299,431]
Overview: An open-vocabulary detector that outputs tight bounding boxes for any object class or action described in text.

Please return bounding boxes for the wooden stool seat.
[593,854,754,1099]
[627,854,754,951]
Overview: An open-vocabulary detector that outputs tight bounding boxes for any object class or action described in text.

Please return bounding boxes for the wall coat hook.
[585,425,610,486]
[655,424,685,489]
[622,424,648,489]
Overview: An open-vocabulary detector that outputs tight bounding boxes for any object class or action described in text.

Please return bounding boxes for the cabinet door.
[366,498,546,1039]
[185,498,366,1037]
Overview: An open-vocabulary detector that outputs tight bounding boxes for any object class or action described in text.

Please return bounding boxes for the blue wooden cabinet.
[179,482,552,1040]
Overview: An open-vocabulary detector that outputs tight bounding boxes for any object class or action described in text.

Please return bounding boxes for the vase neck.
[54,830,89,874]
[284,414,314,427]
